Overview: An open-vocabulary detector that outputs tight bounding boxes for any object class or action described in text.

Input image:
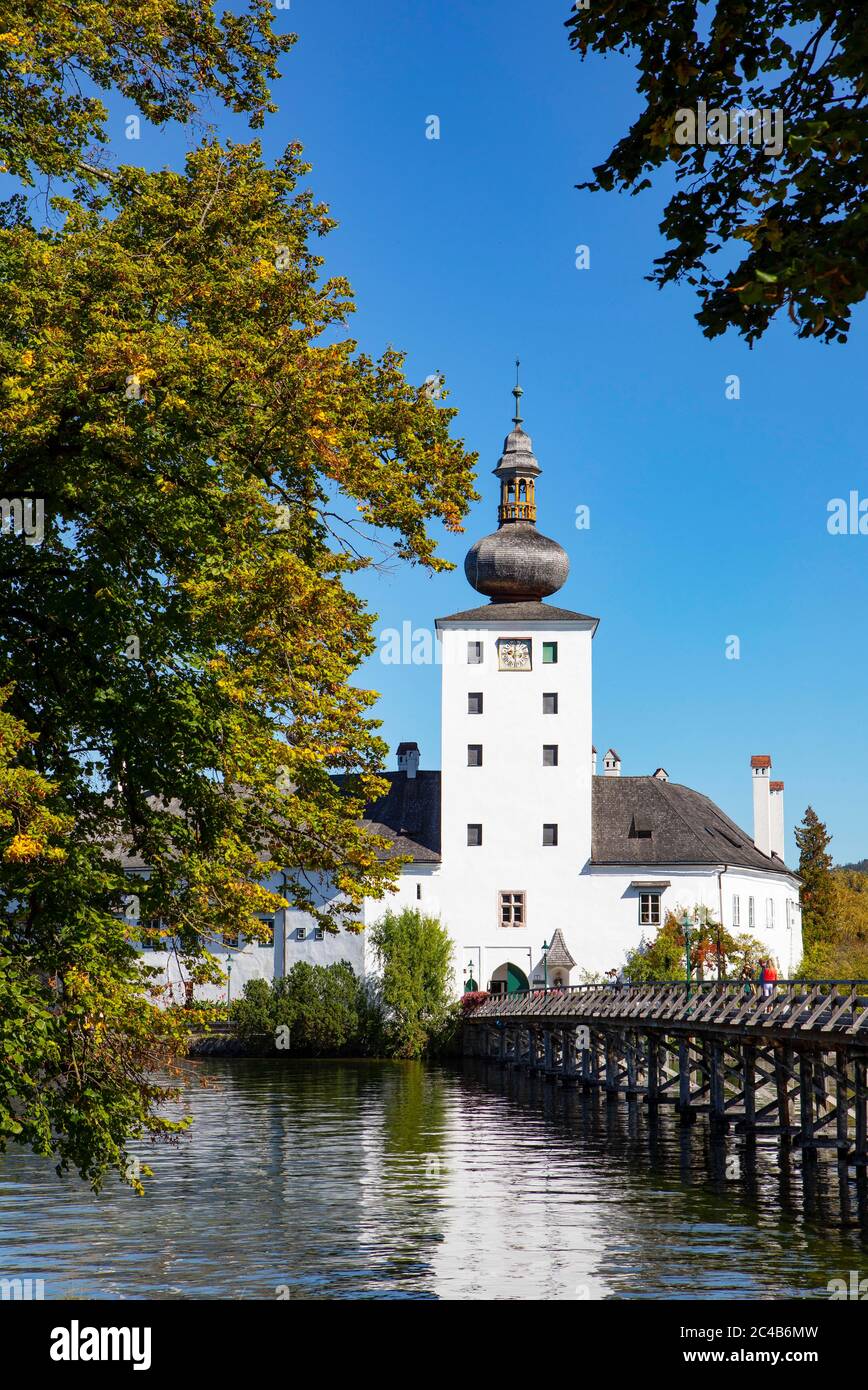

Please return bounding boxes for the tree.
[231,961,368,1055]
[795,806,835,957]
[799,868,868,977]
[0,0,293,193]
[566,2,868,344]
[0,692,187,1192]
[369,909,455,1058]
[0,139,476,1184]
[623,906,765,982]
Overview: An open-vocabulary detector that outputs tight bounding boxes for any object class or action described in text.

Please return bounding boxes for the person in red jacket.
[760,959,778,1006]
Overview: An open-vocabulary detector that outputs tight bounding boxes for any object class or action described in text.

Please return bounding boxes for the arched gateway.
[489,961,529,995]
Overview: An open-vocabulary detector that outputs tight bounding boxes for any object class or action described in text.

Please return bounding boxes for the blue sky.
[97,1,868,862]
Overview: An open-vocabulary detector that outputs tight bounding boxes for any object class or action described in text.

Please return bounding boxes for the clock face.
[497,638,532,671]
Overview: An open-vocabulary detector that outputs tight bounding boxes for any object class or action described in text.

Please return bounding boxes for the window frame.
[467,743,483,767]
[639,892,661,927]
[542,744,558,767]
[467,640,483,665]
[467,823,483,847]
[499,890,526,928]
[542,823,558,847]
[542,641,558,664]
[542,692,559,715]
[467,691,483,715]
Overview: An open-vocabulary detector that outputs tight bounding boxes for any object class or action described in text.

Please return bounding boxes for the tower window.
[416,883,421,901]
[467,641,483,664]
[468,692,483,714]
[639,893,661,926]
[542,823,558,846]
[467,824,482,847]
[500,891,525,926]
[467,744,483,767]
[543,692,558,714]
[542,642,558,664]
[542,745,558,766]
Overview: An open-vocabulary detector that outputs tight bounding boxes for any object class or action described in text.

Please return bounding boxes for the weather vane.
[512,356,523,427]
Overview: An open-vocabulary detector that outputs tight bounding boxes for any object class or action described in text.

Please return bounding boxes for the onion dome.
[464,365,569,603]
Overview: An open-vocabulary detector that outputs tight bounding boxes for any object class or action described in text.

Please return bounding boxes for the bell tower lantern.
[496,361,540,525]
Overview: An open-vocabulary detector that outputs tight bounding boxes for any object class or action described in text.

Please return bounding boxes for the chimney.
[653,767,669,782]
[602,748,621,777]
[769,780,785,859]
[751,755,772,856]
[396,741,420,779]
[591,745,597,777]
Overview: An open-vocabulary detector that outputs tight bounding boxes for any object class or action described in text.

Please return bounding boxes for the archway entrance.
[489,961,529,995]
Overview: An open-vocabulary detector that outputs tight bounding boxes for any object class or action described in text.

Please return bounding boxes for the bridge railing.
[464,978,868,1036]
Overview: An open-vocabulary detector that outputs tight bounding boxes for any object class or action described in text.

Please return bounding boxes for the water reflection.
[0,1058,865,1300]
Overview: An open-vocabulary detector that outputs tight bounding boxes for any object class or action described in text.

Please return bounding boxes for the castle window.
[766,898,775,929]
[542,823,558,847]
[468,692,483,714]
[748,897,755,929]
[416,883,421,900]
[294,927,305,941]
[222,928,240,948]
[542,642,558,664]
[732,895,741,928]
[467,744,483,767]
[639,893,661,927]
[543,692,558,714]
[518,480,527,501]
[500,891,525,926]
[313,927,324,942]
[542,745,558,767]
[467,823,483,847]
[467,641,483,664]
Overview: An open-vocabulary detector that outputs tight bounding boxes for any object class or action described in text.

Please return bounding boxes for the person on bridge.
[760,959,778,1007]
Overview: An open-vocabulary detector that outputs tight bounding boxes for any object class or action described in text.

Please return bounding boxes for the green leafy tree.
[369,908,455,1058]
[231,961,369,1055]
[799,867,868,978]
[566,2,868,344]
[624,906,765,982]
[0,0,294,192]
[795,806,834,957]
[0,692,187,1191]
[0,140,476,1180]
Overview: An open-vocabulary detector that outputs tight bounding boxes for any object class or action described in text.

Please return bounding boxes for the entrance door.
[488,961,530,994]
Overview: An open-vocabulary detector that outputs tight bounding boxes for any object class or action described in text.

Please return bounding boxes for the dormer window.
[630,815,653,839]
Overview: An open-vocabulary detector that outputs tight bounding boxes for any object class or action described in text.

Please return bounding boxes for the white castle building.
[138,384,803,1001]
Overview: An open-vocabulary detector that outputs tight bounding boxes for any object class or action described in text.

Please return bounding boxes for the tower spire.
[512,357,523,428]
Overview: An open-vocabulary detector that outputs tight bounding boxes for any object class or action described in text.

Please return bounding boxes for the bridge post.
[605,1033,619,1096]
[709,1039,727,1132]
[646,1035,659,1107]
[625,1033,639,1098]
[678,1040,695,1124]
[855,1058,867,1162]
[836,1051,849,1153]
[742,1043,756,1137]
[799,1050,817,1161]
[774,1044,794,1142]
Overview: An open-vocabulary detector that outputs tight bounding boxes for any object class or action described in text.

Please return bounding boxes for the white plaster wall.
[436,616,594,993]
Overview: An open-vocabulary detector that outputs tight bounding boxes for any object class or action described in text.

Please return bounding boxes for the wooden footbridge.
[464,979,868,1164]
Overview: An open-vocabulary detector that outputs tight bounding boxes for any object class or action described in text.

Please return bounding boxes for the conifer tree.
[795,807,834,957]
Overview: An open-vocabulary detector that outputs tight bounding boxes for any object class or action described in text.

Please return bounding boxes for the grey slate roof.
[436,600,599,626]
[358,771,442,863]
[592,776,798,877]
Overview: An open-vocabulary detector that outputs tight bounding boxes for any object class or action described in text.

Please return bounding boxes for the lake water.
[1,1058,867,1300]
